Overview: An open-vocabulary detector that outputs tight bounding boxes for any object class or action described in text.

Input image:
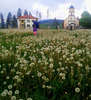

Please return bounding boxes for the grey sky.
[0,0,90,20]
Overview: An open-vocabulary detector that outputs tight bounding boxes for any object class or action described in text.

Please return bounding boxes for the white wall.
[17,19,36,28]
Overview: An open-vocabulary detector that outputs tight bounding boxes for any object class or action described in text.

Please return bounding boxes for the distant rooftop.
[69,5,75,9]
[17,15,38,19]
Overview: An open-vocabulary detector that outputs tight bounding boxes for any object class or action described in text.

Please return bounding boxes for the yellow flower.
[65,92,67,94]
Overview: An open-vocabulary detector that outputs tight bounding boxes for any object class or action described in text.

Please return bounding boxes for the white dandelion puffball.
[75,87,80,93]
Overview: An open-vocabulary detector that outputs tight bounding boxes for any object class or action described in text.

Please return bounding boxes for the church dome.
[69,5,75,9]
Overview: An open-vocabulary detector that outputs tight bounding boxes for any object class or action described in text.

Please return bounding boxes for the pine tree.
[36,11,39,17]
[39,12,41,20]
[29,11,32,16]
[12,15,17,28]
[0,13,5,29]
[24,10,28,15]
[0,13,2,28]
[17,8,22,17]
[6,12,12,28]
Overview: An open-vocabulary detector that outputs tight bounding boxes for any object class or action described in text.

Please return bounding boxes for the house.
[17,15,38,29]
[64,5,79,30]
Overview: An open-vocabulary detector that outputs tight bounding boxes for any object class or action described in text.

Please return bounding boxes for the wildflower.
[8,84,13,89]
[59,62,62,66]
[47,85,52,89]
[49,63,53,68]
[1,92,7,97]
[45,78,49,82]
[6,76,10,80]
[62,76,66,80]
[59,73,63,77]
[3,68,6,71]
[63,55,66,59]
[66,58,70,61]
[15,90,19,95]
[0,65,1,68]
[13,83,17,86]
[27,98,32,100]
[37,72,42,77]
[4,89,8,94]
[42,76,46,80]
[57,68,60,72]
[1,70,4,74]
[42,85,46,88]
[61,67,64,71]
[11,96,16,100]
[8,90,13,96]
[24,67,27,71]
[49,58,53,62]
[3,81,7,85]
[78,82,81,86]
[89,94,91,98]
[26,71,30,75]
[75,87,80,93]
[65,92,67,94]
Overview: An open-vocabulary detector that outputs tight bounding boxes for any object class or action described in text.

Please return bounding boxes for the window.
[27,20,30,22]
[21,20,24,22]
[32,20,35,22]
[27,25,30,27]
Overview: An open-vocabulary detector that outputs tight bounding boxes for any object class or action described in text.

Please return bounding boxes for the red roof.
[17,15,38,19]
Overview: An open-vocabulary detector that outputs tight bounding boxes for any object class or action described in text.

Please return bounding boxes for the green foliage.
[0,29,91,100]
[80,11,91,28]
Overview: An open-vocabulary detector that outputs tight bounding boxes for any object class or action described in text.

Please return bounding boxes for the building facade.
[64,5,79,30]
[17,15,38,29]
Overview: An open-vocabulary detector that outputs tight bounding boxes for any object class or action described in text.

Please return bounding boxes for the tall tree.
[12,15,17,28]
[80,11,91,28]
[39,12,42,20]
[29,11,32,16]
[0,13,4,28]
[53,18,59,29]
[24,10,28,15]
[47,9,49,19]
[17,8,22,17]
[0,13,1,28]
[6,12,12,28]
[36,11,39,18]
[1,13,5,28]
[81,11,91,18]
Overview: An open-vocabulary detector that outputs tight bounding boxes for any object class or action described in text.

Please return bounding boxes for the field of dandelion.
[0,29,91,100]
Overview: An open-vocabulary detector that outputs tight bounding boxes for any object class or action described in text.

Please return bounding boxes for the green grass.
[0,29,91,100]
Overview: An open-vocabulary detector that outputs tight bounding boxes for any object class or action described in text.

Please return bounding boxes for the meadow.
[0,29,91,100]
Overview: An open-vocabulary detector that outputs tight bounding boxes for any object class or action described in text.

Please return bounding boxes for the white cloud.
[32,2,83,20]
[32,2,49,19]
[85,0,91,13]
[75,8,84,18]
[32,3,71,20]
[51,3,71,19]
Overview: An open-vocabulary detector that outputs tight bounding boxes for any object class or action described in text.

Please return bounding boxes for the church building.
[64,5,79,30]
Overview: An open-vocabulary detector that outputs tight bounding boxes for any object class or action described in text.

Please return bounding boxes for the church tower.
[69,5,75,16]
[64,5,79,30]
[68,5,75,29]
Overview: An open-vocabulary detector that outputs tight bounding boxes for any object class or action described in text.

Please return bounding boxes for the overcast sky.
[0,0,91,20]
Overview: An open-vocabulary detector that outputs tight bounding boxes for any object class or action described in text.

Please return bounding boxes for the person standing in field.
[33,19,40,35]
[33,25,37,36]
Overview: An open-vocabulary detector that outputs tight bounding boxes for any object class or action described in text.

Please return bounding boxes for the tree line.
[0,9,91,29]
[0,8,33,29]
[80,11,91,29]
